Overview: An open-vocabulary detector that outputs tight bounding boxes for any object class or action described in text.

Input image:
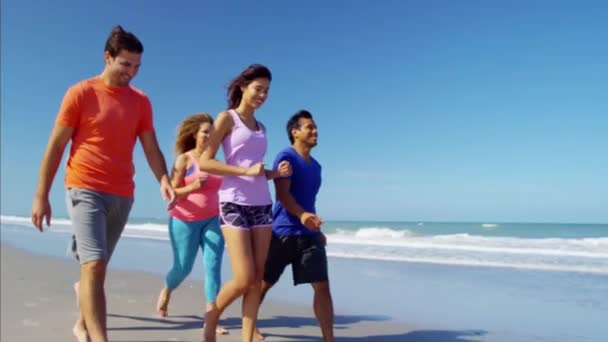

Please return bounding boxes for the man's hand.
[319,232,327,246]
[31,195,52,232]
[276,160,292,178]
[160,177,176,210]
[300,212,323,231]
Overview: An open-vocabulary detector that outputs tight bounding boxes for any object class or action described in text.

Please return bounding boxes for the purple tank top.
[219,109,271,205]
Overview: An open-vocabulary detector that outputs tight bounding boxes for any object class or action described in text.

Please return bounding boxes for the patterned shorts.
[219,202,273,229]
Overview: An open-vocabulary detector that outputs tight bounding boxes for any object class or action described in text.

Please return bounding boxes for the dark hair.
[286,110,313,144]
[226,64,272,109]
[104,25,144,57]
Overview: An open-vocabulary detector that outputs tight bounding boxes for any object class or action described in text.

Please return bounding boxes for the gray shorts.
[66,188,133,264]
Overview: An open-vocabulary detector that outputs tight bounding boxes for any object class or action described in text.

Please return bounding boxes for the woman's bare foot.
[216,325,229,335]
[156,287,171,318]
[254,327,265,341]
[203,323,229,336]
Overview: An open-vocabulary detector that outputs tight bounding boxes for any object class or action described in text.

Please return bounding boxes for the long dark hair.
[226,64,272,109]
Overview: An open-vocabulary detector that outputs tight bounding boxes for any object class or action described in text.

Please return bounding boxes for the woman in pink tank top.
[155,113,229,335]
[199,65,291,342]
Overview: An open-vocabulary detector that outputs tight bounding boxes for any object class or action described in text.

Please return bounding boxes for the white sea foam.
[3,215,607,274]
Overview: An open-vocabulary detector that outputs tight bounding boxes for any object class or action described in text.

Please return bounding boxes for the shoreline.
[1,242,438,342]
[3,222,607,341]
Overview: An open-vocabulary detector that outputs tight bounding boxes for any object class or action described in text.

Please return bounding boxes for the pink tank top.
[170,152,223,221]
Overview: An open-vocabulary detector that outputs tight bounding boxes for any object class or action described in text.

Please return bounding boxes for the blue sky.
[1,0,607,223]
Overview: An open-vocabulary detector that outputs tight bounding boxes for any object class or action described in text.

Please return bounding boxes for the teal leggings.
[165,216,224,302]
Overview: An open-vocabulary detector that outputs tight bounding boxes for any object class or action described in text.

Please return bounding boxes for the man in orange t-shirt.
[31,26,175,342]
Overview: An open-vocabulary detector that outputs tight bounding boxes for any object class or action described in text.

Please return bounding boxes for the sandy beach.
[1,243,436,342]
[3,219,606,342]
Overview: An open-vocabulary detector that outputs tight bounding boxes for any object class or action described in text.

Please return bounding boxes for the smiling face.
[194,122,213,150]
[292,117,318,147]
[104,50,142,86]
[240,78,270,109]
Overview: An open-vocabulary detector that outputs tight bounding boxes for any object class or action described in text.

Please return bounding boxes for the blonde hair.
[174,113,214,155]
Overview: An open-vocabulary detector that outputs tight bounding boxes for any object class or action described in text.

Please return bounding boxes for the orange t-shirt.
[56,77,154,198]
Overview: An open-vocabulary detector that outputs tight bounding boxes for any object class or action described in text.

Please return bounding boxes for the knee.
[254,269,265,284]
[181,263,194,276]
[233,272,256,293]
[171,263,193,280]
[313,282,332,297]
[81,260,107,276]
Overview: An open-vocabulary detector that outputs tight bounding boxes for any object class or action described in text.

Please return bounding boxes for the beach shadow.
[108,313,487,341]
[248,314,391,330]
[107,313,204,331]
[270,329,487,341]
[251,315,486,341]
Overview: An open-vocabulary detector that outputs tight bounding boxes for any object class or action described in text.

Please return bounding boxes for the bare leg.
[79,260,108,342]
[241,227,272,342]
[156,287,172,318]
[72,282,89,342]
[312,281,334,342]
[204,302,229,335]
[254,281,273,341]
[203,227,255,342]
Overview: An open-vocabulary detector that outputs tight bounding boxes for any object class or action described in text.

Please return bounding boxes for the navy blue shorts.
[264,232,328,285]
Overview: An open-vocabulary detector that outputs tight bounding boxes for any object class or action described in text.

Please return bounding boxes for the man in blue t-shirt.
[259,110,334,341]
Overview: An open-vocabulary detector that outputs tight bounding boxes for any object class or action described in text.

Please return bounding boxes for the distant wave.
[4,215,608,274]
[1,214,167,233]
[327,228,608,259]
[326,252,608,274]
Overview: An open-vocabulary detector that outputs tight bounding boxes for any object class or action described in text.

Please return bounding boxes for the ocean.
[2,215,607,275]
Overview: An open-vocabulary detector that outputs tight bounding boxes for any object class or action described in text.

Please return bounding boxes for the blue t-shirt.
[272,146,322,236]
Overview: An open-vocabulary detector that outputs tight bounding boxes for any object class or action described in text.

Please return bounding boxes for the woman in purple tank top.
[199,64,291,342]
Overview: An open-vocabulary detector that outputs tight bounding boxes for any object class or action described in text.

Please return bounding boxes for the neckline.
[290,146,313,164]
[96,76,130,94]
[232,109,262,132]
[186,151,202,175]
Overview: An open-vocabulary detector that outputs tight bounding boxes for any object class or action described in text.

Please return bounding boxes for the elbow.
[275,193,287,205]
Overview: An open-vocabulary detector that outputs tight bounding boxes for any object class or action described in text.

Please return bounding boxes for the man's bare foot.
[73,282,89,341]
[72,323,89,342]
[203,310,219,342]
[203,328,216,342]
[254,327,265,341]
[156,288,171,318]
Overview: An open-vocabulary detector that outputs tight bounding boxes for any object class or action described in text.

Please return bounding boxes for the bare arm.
[199,111,262,176]
[170,154,203,199]
[275,178,322,231]
[265,169,281,179]
[265,160,292,180]
[138,131,175,205]
[275,178,305,218]
[31,124,73,230]
[139,131,171,182]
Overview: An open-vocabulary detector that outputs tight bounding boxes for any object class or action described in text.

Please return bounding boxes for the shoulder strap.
[227,109,241,128]
[186,152,201,175]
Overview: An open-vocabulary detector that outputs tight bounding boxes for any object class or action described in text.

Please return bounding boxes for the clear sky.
[1,0,607,223]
